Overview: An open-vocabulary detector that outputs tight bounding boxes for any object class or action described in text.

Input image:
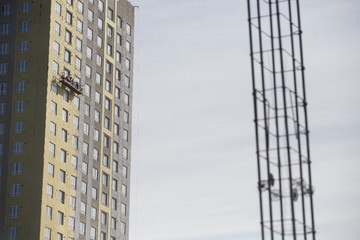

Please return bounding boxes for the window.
[73,116,79,129]
[64,49,71,63]
[114,105,120,117]
[116,51,121,63]
[87,27,93,40]
[121,184,127,197]
[101,192,108,206]
[113,141,118,153]
[82,162,88,174]
[71,155,78,169]
[106,61,112,74]
[81,181,87,195]
[48,163,54,177]
[46,205,52,219]
[117,33,122,46]
[93,148,99,161]
[103,135,110,148]
[18,41,29,53]
[67,0,73,5]
[0,143,3,156]
[59,169,66,183]
[108,8,114,21]
[98,1,104,12]
[111,198,117,210]
[91,187,98,200]
[0,24,10,35]
[65,29,72,44]
[8,227,19,240]
[8,205,20,218]
[11,163,22,176]
[94,129,100,142]
[91,206,97,219]
[20,21,30,32]
[107,25,113,37]
[97,36,103,48]
[1,4,11,16]
[126,23,131,35]
[104,117,110,130]
[10,184,21,197]
[123,111,129,123]
[107,44,113,57]
[105,98,111,110]
[62,109,68,122]
[113,160,119,173]
[74,96,80,109]
[95,110,100,122]
[51,101,57,115]
[83,142,88,155]
[59,190,65,203]
[77,18,83,32]
[95,91,101,104]
[66,11,72,25]
[49,122,56,136]
[121,222,126,234]
[86,46,92,59]
[83,122,89,135]
[101,211,108,225]
[0,63,8,75]
[75,56,81,70]
[21,2,31,13]
[69,216,75,230]
[17,61,28,72]
[124,93,130,105]
[53,60,59,74]
[100,232,106,240]
[0,83,7,95]
[96,72,102,85]
[84,104,90,116]
[111,217,117,229]
[125,75,130,87]
[58,211,64,224]
[0,43,9,55]
[80,222,85,235]
[123,129,128,141]
[90,227,96,240]
[16,81,26,93]
[71,175,77,189]
[96,54,102,66]
[103,154,109,167]
[55,2,61,15]
[112,178,118,191]
[45,228,51,240]
[47,184,53,198]
[80,201,86,214]
[49,142,55,156]
[53,41,60,54]
[123,147,128,160]
[121,203,127,215]
[0,123,3,135]
[84,84,91,97]
[76,38,82,51]
[60,149,66,162]
[55,21,60,35]
[114,123,119,135]
[77,0,83,14]
[13,142,24,154]
[70,195,76,209]
[0,103,5,115]
[126,58,131,70]
[102,172,109,186]
[86,65,91,78]
[88,9,94,22]
[98,18,103,30]
[126,41,131,53]
[92,168,98,180]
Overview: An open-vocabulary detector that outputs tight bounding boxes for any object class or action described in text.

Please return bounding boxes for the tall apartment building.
[0,0,134,240]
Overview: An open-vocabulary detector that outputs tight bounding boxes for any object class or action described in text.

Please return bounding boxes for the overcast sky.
[128,1,360,240]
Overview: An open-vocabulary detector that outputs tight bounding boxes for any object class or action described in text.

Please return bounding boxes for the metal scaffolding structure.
[247,0,316,239]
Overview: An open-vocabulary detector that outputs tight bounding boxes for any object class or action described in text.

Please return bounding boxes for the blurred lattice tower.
[247,0,316,239]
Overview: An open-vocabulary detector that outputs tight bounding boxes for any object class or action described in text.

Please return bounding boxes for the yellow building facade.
[0,1,134,240]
